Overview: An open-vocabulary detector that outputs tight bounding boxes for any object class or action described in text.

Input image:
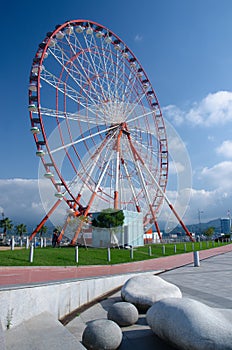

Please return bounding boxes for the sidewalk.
[65,249,232,350]
[2,244,232,350]
[0,243,232,288]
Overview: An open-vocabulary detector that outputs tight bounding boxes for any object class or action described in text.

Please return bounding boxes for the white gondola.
[37,51,49,59]
[29,83,42,92]
[44,172,54,178]
[28,104,37,112]
[147,94,154,101]
[86,27,93,35]
[130,61,136,68]
[55,192,64,199]
[67,208,75,214]
[122,52,129,59]
[65,26,73,35]
[105,35,112,44]
[36,150,45,157]
[137,70,143,78]
[32,64,44,74]
[29,82,38,92]
[143,82,149,89]
[30,126,40,134]
[48,38,57,47]
[75,25,84,33]
[96,31,104,38]
[114,44,121,51]
[56,31,65,39]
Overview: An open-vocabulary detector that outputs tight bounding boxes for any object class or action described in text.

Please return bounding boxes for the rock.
[107,302,139,326]
[146,297,232,350]
[121,274,182,311]
[82,319,122,350]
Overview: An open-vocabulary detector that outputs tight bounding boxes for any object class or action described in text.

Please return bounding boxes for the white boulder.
[121,274,182,311]
[107,302,139,326]
[147,297,232,350]
[82,319,122,350]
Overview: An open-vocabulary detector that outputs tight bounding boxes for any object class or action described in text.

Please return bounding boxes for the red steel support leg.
[70,196,96,245]
[29,199,62,240]
[57,194,82,242]
[169,203,194,242]
[71,155,112,245]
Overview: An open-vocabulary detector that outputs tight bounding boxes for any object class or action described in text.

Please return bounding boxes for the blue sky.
[1,0,232,229]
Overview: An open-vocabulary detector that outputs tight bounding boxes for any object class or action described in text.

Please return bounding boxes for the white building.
[92,210,144,247]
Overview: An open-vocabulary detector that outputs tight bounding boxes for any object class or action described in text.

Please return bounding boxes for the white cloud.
[201,161,232,190]
[0,179,43,226]
[0,178,72,231]
[185,187,232,224]
[159,185,232,226]
[169,161,185,174]
[134,34,143,42]
[159,157,232,227]
[164,91,232,127]
[177,161,232,223]
[216,140,232,158]
[163,105,184,125]
[0,161,231,232]
[207,135,215,141]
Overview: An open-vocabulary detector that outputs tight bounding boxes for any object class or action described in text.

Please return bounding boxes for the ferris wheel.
[28,20,192,244]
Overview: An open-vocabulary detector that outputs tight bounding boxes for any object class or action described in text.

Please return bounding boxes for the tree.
[92,209,124,228]
[38,225,47,237]
[14,224,27,238]
[0,217,13,236]
[204,227,215,238]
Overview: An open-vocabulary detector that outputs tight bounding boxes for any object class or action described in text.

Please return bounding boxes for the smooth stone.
[121,274,182,311]
[147,297,232,350]
[82,319,122,350]
[107,302,139,326]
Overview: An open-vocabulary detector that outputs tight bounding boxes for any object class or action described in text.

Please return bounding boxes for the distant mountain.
[169,218,222,236]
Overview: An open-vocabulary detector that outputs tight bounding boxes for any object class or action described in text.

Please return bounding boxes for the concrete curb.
[0,270,161,331]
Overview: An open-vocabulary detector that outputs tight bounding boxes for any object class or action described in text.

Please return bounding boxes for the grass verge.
[0,240,231,266]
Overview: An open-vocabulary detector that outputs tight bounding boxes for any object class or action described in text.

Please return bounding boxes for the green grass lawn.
[0,240,230,266]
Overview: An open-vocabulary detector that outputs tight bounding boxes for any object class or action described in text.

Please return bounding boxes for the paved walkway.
[66,248,232,350]
[0,244,232,287]
[2,244,232,349]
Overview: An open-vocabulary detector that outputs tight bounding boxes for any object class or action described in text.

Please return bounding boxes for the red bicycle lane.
[0,244,231,287]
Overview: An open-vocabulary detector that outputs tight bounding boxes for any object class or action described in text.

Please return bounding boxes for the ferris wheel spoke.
[121,159,141,212]
[125,134,158,210]
[100,40,116,102]
[128,146,153,209]
[63,31,120,114]
[129,133,158,159]
[126,110,155,124]
[49,42,97,97]
[40,69,104,118]
[38,107,102,125]
[48,124,118,155]
[48,46,106,113]
[81,34,109,102]
[124,91,149,121]
[63,37,108,108]
[121,68,140,105]
[75,131,117,197]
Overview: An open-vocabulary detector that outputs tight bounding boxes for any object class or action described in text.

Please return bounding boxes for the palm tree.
[38,225,47,237]
[14,224,27,239]
[0,217,13,244]
[0,217,13,235]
